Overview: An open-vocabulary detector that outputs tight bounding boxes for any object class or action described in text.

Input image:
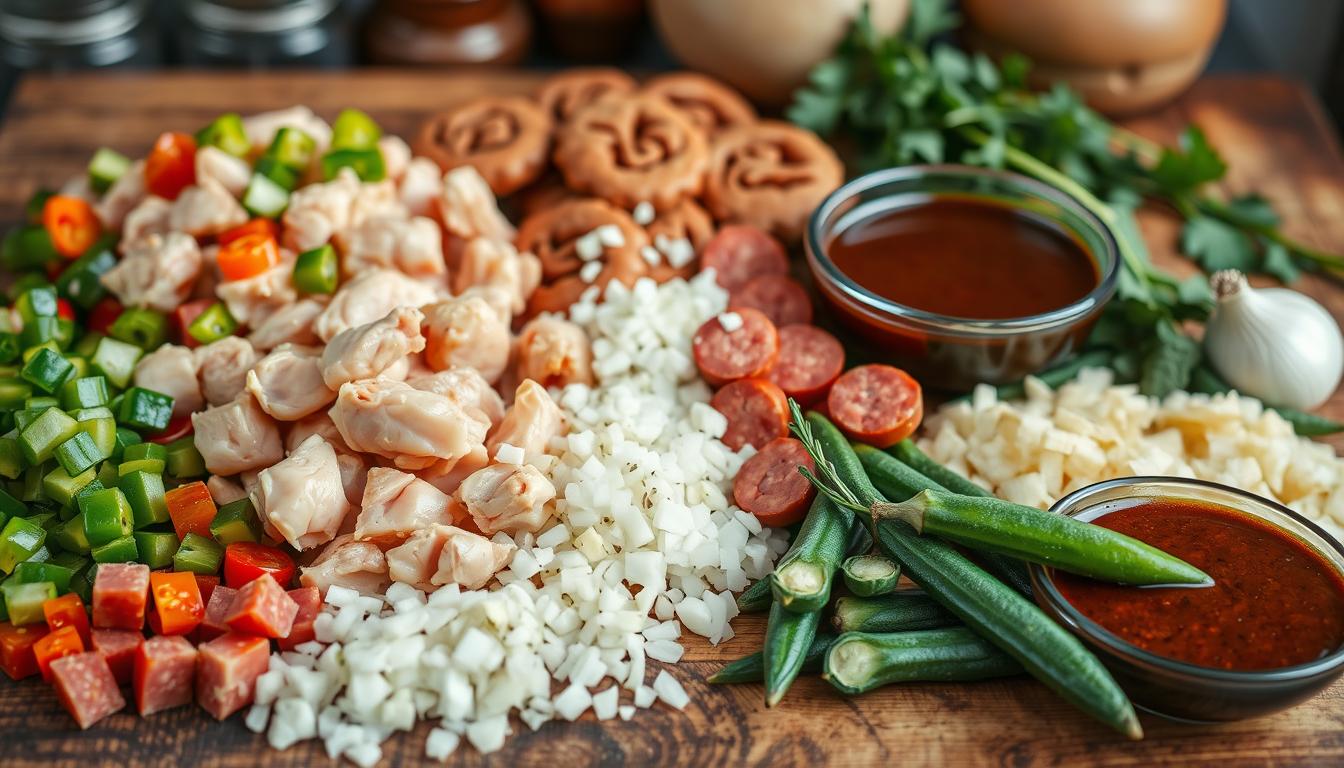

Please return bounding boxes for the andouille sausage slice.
[711,377,790,451]
[733,437,817,527]
[50,652,126,729]
[91,563,151,630]
[729,274,813,328]
[768,324,845,404]
[827,364,923,448]
[700,225,788,291]
[134,635,198,716]
[692,308,780,387]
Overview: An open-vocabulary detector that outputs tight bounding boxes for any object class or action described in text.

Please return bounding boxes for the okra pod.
[710,633,834,684]
[770,496,853,614]
[736,577,773,613]
[840,554,900,597]
[762,601,822,707]
[824,628,1022,695]
[832,593,960,634]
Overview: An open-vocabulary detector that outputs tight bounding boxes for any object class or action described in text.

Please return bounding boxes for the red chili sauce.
[827,197,1098,320]
[1052,498,1344,670]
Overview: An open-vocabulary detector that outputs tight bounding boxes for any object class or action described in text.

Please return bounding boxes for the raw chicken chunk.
[94,159,146,231]
[341,216,445,279]
[421,293,511,383]
[133,344,203,418]
[354,468,461,547]
[252,435,349,551]
[120,195,172,246]
[514,315,594,389]
[247,298,326,352]
[194,336,260,406]
[406,367,506,427]
[191,393,284,476]
[330,378,489,471]
[437,166,515,243]
[282,168,359,253]
[101,232,202,312]
[320,307,426,390]
[455,464,556,535]
[285,412,367,507]
[385,525,511,591]
[378,135,412,181]
[169,178,249,237]
[487,380,566,463]
[215,254,298,328]
[300,535,390,597]
[398,157,443,218]
[207,475,248,506]
[416,443,488,497]
[452,237,541,316]
[242,106,332,154]
[313,268,440,343]
[194,146,251,198]
[245,344,334,421]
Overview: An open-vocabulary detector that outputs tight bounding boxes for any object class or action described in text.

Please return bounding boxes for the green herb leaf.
[906,0,960,45]
[1219,193,1281,229]
[1260,240,1300,283]
[1150,126,1227,196]
[1181,216,1257,272]
[1140,321,1202,397]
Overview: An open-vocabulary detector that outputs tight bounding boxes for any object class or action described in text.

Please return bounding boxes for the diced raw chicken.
[101,232,202,312]
[354,467,460,547]
[514,315,594,389]
[487,380,566,463]
[169,178,249,237]
[345,178,408,236]
[378,135,412,181]
[406,367,505,427]
[452,237,542,316]
[399,157,443,217]
[455,464,556,535]
[215,254,298,328]
[94,159,146,231]
[421,293,511,383]
[416,443,488,497]
[245,344,334,421]
[191,393,284,476]
[282,168,359,253]
[329,378,488,471]
[341,215,446,278]
[194,146,251,198]
[385,525,511,591]
[206,475,248,506]
[437,166,515,243]
[300,535,390,597]
[242,106,332,154]
[194,336,260,406]
[320,306,425,390]
[252,435,349,551]
[191,246,221,301]
[313,268,441,343]
[247,297,326,351]
[133,344,203,418]
[283,412,367,507]
[120,195,172,246]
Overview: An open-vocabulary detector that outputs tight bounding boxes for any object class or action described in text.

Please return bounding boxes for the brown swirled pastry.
[644,197,716,281]
[552,93,708,210]
[702,120,844,242]
[415,96,552,196]
[516,198,651,315]
[535,68,638,125]
[642,72,757,139]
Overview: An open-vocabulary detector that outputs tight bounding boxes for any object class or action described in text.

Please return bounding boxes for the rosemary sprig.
[786,400,870,518]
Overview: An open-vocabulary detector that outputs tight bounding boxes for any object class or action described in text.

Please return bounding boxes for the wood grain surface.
[2,71,1344,767]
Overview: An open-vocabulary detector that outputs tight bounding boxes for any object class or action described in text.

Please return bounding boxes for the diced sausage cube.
[50,652,127,729]
[198,585,239,642]
[90,628,144,685]
[196,632,270,720]
[92,563,151,630]
[276,587,322,651]
[134,635,199,716]
[0,621,49,681]
[223,574,298,638]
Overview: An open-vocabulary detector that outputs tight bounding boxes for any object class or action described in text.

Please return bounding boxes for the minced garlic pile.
[919,368,1344,541]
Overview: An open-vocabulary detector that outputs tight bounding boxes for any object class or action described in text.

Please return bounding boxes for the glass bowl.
[1030,476,1344,723]
[804,164,1119,390]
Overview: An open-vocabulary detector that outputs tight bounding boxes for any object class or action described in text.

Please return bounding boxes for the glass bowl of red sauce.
[1030,476,1344,723]
[804,165,1119,390]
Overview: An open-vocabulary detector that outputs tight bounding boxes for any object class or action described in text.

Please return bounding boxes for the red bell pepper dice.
[194,574,221,606]
[134,635,198,716]
[199,585,239,643]
[148,571,205,636]
[50,652,127,729]
[223,541,296,588]
[44,593,92,647]
[196,632,270,720]
[166,481,217,541]
[34,625,86,682]
[92,562,151,630]
[0,621,49,680]
[224,573,298,638]
[144,131,196,200]
[90,628,144,686]
[277,587,322,651]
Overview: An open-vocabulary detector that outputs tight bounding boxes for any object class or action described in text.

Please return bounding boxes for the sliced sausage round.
[711,377,790,451]
[692,308,780,386]
[733,437,817,527]
[768,324,845,405]
[729,274,813,327]
[826,364,923,448]
[700,225,789,291]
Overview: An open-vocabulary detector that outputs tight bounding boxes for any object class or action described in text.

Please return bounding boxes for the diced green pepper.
[120,470,168,529]
[0,380,33,410]
[243,172,290,218]
[79,487,133,547]
[23,395,58,411]
[321,148,385,182]
[68,561,95,603]
[133,530,178,569]
[18,407,79,465]
[0,487,23,524]
[0,333,20,365]
[71,331,103,359]
[187,302,238,345]
[118,387,173,432]
[8,273,51,304]
[91,535,138,564]
[165,436,205,479]
[118,441,166,476]
[331,108,381,151]
[173,532,223,575]
[19,317,61,349]
[55,238,117,311]
[0,439,23,480]
[42,465,96,507]
[196,112,251,157]
[111,427,141,464]
[25,515,56,536]
[254,155,299,191]
[18,464,44,502]
[1,225,59,271]
[75,415,116,460]
[54,431,104,476]
[293,244,339,295]
[95,461,118,491]
[13,559,74,593]
[108,308,168,351]
[2,580,56,625]
[50,513,90,555]
[210,498,262,544]
[59,376,109,410]
[47,550,87,569]
[90,336,142,389]
[20,347,74,394]
[15,284,58,325]
[88,147,132,193]
[54,319,76,350]
[268,126,317,171]
[0,515,46,573]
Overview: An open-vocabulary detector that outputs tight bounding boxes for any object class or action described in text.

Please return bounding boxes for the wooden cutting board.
[1,71,1344,767]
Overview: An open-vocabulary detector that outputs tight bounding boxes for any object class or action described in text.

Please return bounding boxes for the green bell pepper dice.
[90,336,142,389]
[0,439,22,481]
[88,147,132,193]
[42,465,96,507]
[331,108,381,151]
[293,244,339,294]
[91,535,138,564]
[268,126,317,171]
[321,148,386,182]
[13,560,74,593]
[15,285,57,324]
[2,580,56,625]
[210,498,262,544]
[50,514,91,555]
[108,308,168,351]
[54,431,104,476]
[165,437,205,479]
[59,376,110,410]
[0,516,46,573]
[18,407,80,465]
[196,112,251,157]
[186,302,238,345]
[79,488,133,547]
[0,487,24,523]
[173,532,224,575]
[118,387,174,432]
[20,347,74,394]
[133,530,179,570]
[120,470,169,529]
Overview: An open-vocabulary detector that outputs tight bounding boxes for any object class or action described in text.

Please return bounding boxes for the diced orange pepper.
[217,232,279,281]
[42,195,102,258]
[144,131,196,200]
[43,593,91,647]
[0,621,48,680]
[165,481,217,540]
[219,218,279,246]
[33,625,85,682]
[148,572,204,636]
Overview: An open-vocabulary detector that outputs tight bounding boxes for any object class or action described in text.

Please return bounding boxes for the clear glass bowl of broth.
[805,165,1119,390]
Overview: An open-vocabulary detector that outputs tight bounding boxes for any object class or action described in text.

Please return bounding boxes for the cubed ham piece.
[224,574,299,638]
[341,215,446,279]
[330,378,488,472]
[92,563,150,631]
[452,237,541,317]
[90,628,144,685]
[354,467,459,547]
[320,306,426,390]
[386,524,512,592]
[277,587,323,652]
[246,344,335,421]
[421,293,511,383]
[50,652,127,729]
[0,621,49,680]
[100,231,203,313]
[196,632,271,720]
[191,392,284,476]
[252,434,350,551]
[199,585,239,643]
[406,368,506,428]
[134,344,204,418]
[487,379,567,464]
[456,463,556,535]
[248,297,326,352]
[313,268,441,343]
[134,635,198,716]
[300,535,391,597]
[438,166,515,243]
[514,315,594,389]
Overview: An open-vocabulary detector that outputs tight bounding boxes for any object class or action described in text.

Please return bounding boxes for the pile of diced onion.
[246,272,789,764]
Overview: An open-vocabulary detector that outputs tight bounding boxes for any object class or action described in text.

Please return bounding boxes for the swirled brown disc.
[415,96,552,196]
[645,197,715,281]
[552,93,708,209]
[516,197,648,280]
[643,72,757,138]
[516,172,581,219]
[535,68,638,124]
[702,120,844,242]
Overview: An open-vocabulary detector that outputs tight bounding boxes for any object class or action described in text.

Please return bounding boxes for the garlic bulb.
[1203,269,1344,410]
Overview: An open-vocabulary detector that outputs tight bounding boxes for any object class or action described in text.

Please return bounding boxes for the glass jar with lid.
[0,0,158,69]
[176,0,353,67]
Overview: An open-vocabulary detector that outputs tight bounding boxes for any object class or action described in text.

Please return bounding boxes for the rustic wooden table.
[1,71,1343,767]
